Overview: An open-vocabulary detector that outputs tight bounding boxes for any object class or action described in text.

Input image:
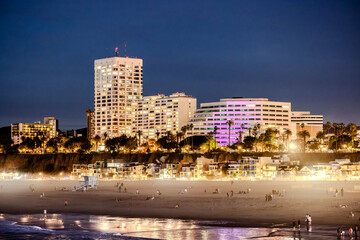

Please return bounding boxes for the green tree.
[316,131,326,144]
[0,135,13,154]
[46,137,59,153]
[243,136,256,150]
[346,123,358,149]
[309,142,320,151]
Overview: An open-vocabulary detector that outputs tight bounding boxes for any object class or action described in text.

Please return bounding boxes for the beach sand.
[0,179,360,227]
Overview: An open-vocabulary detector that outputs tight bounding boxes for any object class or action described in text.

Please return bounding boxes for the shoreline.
[1,179,360,229]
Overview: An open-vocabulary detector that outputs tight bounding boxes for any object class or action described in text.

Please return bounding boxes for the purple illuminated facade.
[187,98,291,146]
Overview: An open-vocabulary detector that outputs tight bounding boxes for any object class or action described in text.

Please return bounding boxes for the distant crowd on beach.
[20,180,360,238]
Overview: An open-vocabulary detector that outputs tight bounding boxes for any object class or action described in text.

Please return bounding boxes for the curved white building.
[187,98,291,146]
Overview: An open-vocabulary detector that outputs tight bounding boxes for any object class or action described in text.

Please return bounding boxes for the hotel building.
[94,56,143,138]
[132,93,197,140]
[290,111,323,139]
[187,98,291,146]
[11,117,58,145]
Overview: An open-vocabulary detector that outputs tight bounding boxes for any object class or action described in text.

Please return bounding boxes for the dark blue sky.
[1,0,359,130]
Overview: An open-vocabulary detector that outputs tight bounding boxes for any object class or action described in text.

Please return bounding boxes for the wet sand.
[0,179,360,227]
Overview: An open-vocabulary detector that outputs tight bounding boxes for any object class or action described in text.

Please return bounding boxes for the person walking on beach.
[341,188,344,197]
[64,200,68,207]
[349,227,354,238]
[297,219,301,229]
[354,225,358,239]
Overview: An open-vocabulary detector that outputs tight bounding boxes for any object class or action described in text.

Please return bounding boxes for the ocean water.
[0,213,340,240]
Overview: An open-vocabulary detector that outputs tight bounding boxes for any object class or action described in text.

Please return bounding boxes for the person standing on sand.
[341,188,344,197]
[64,200,68,207]
[297,219,301,229]
[337,227,342,237]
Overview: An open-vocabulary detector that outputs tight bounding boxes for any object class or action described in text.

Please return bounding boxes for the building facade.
[94,56,143,138]
[132,93,197,140]
[187,98,291,146]
[290,111,323,139]
[11,117,58,145]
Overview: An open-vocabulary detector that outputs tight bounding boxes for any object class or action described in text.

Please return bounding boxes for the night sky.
[1,0,359,130]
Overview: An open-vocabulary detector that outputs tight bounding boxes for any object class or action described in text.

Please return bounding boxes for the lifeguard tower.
[73,176,98,191]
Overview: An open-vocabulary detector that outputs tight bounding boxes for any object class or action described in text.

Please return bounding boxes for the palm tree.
[103,132,108,141]
[324,122,332,135]
[247,126,252,137]
[155,131,160,141]
[332,122,338,150]
[176,132,183,145]
[94,135,101,151]
[213,126,219,143]
[252,123,261,138]
[297,130,310,152]
[187,124,194,149]
[181,126,187,145]
[137,130,142,147]
[226,120,234,147]
[283,128,292,150]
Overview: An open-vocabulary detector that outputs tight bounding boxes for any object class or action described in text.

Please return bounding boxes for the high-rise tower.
[94,56,143,138]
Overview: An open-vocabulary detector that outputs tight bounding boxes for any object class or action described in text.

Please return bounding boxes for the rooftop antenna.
[124,41,127,57]
[115,47,119,56]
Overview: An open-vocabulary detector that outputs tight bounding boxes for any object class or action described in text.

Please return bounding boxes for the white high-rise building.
[132,93,197,141]
[94,56,143,138]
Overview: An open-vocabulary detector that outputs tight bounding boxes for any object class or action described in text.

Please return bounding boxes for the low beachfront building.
[340,162,360,179]
[159,163,181,179]
[179,164,198,179]
[227,157,257,178]
[312,163,333,178]
[187,97,291,146]
[72,160,146,179]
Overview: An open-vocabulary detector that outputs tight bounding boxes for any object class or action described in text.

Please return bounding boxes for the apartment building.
[94,56,143,138]
[11,117,58,145]
[132,92,197,140]
[187,97,291,146]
